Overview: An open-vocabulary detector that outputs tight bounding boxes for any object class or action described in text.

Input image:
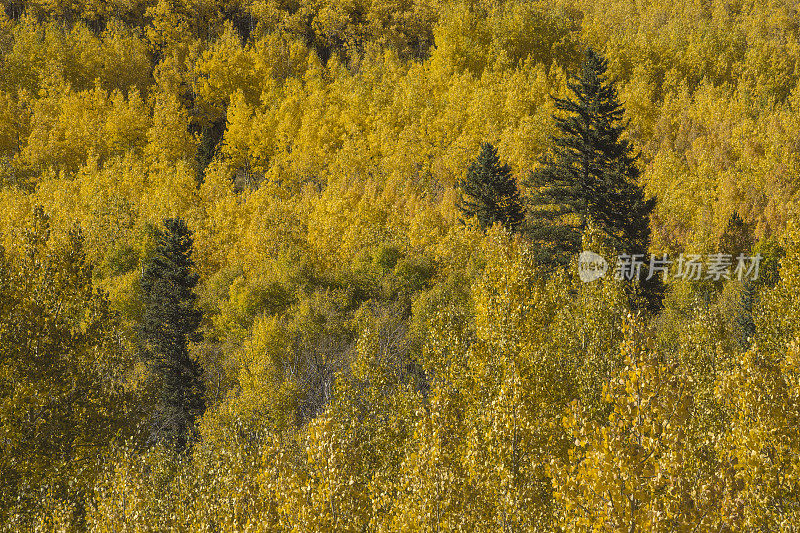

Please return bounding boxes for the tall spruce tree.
[457,142,525,232]
[139,218,205,451]
[526,48,662,310]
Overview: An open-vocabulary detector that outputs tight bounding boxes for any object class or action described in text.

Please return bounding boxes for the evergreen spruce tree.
[526,48,662,310]
[457,142,525,232]
[139,218,205,451]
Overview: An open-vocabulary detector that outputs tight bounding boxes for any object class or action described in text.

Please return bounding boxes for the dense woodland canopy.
[1,0,800,530]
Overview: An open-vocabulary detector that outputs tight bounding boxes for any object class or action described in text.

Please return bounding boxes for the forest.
[1,0,800,530]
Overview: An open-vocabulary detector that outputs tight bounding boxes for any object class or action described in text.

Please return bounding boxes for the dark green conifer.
[457,142,525,232]
[139,218,205,451]
[526,48,662,310]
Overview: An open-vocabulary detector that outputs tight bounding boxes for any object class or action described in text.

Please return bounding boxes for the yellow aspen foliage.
[390,385,479,532]
[146,89,197,167]
[7,1,800,530]
[225,315,297,430]
[284,401,374,531]
[552,316,724,531]
[104,88,151,156]
[220,89,256,174]
[0,89,28,159]
[715,223,800,530]
[0,209,127,528]
[145,0,195,63]
[20,84,112,175]
[193,21,260,124]
[98,18,152,93]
